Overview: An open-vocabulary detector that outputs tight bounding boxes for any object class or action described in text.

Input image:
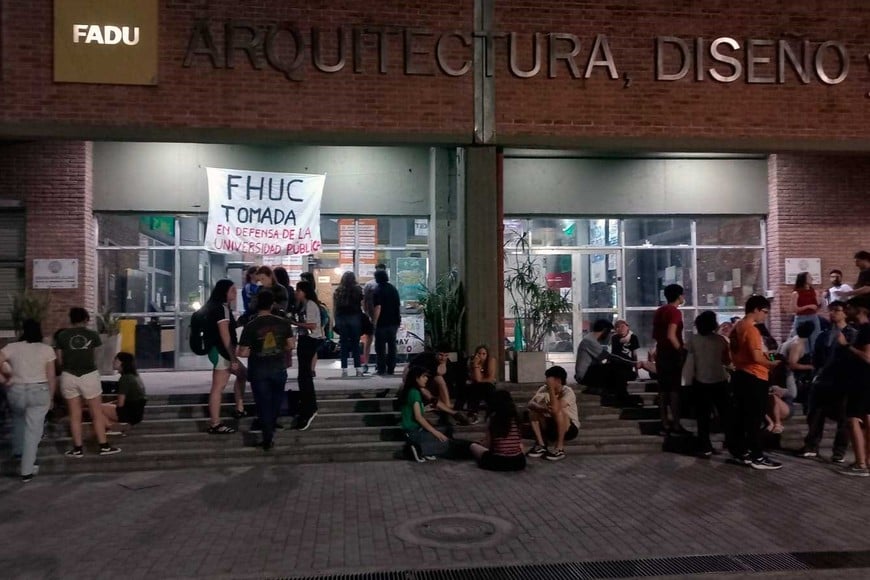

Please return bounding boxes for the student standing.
[333,271,365,377]
[292,281,323,431]
[0,319,58,481]
[54,308,121,457]
[791,272,821,352]
[729,296,782,470]
[238,290,294,450]
[652,284,688,435]
[838,297,870,476]
[371,269,401,376]
[205,280,247,433]
[824,269,853,305]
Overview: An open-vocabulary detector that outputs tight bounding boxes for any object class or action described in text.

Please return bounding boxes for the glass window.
[623,218,691,246]
[696,248,764,308]
[624,249,694,307]
[696,217,762,246]
[97,214,175,247]
[503,219,527,247]
[529,218,619,247]
[97,249,175,314]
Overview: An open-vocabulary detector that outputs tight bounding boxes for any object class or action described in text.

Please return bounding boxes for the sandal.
[772,424,784,434]
[208,423,236,434]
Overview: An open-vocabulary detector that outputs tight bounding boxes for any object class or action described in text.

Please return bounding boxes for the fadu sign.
[54,0,158,85]
[204,168,326,257]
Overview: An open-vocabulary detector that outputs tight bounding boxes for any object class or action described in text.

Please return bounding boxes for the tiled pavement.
[0,451,867,580]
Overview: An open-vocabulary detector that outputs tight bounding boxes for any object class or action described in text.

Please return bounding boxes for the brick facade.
[767,153,870,338]
[0,142,96,335]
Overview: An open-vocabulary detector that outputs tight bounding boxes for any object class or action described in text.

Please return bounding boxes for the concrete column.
[463,146,501,359]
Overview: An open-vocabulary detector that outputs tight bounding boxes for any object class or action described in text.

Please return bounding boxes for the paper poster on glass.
[396,257,428,306]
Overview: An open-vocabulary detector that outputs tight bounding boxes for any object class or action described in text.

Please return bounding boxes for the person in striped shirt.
[469,389,526,471]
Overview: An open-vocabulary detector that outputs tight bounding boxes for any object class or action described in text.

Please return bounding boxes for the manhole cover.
[394,514,515,549]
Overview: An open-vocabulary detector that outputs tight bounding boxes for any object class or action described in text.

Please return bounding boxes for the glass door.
[522,250,621,363]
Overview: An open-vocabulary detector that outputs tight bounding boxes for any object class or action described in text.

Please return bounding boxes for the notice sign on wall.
[33,259,79,289]
[785,258,821,285]
[205,168,326,256]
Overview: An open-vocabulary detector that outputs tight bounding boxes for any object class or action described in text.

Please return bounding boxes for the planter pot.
[97,334,122,375]
[509,350,546,383]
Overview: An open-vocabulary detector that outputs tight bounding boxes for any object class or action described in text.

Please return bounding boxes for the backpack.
[318,302,332,337]
[189,306,212,356]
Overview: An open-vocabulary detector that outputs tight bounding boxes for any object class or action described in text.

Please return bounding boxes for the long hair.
[274,266,291,288]
[398,366,428,407]
[295,280,319,304]
[256,265,277,287]
[208,279,235,305]
[487,389,519,439]
[20,319,43,343]
[244,266,258,285]
[334,271,360,309]
[794,271,810,291]
[115,351,138,376]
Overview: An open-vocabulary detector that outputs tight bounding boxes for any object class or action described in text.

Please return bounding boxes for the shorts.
[543,419,579,443]
[208,346,231,371]
[845,385,870,419]
[117,399,146,425]
[656,349,685,393]
[479,452,526,472]
[60,370,102,400]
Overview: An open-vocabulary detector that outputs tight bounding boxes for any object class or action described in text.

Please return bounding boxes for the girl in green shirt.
[399,366,449,462]
[101,352,147,432]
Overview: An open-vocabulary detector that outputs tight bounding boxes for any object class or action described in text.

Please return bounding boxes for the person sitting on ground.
[469,389,526,472]
[406,345,469,425]
[458,344,498,424]
[100,352,147,434]
[683,311,732,457]
[400,366,451,462]
[767,321,814,434]
[610,319,640,381]
[526,365,580,462]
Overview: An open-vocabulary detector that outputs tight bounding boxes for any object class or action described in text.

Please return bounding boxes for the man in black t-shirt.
[371,269,402,375]
[238,290,294,451]
[838,297,870,476]
[406,345,469,425]
[843,251,870,300]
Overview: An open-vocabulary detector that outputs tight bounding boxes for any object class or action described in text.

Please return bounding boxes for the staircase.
[0,381,830,475]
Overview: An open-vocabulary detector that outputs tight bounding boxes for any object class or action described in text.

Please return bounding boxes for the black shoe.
[454,412,470,426]
[297,412,318,431]
[796,447,818,458]
[262,441,274,452]
[249,420,263,434]
[99,445,122,456]
[544,449,566,462]
[208,423,237,434]
[750,456,783,470]
[831,455,846,464]
[22,474,34,483]
[274,421,285,431]
[233,409,248,419]
[527,444,547,458]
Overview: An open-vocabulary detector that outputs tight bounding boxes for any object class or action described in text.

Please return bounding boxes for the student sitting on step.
[405,345,469,426]
[526,366,579,462]
[400,366,451,462]
[469,389,526,471]
[101,352,147,433]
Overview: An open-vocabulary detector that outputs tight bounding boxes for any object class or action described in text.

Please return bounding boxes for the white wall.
[503,156,768,215]
[93,142,432,215]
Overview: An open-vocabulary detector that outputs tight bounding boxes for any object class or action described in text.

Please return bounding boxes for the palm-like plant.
[420,270,466,353]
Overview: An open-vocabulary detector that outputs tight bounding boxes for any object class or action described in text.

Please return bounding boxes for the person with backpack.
[333,271,365,377]
[197,279,247,434]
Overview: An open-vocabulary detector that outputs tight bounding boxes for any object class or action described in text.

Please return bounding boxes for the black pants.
[694,381,732,453]
[731,370,769,460]
[456,382,496,413]
[250,369,287,445]
[583,363,630,402]
[374,324,399,374]
[296,336,319,419]
[804,383,849,456]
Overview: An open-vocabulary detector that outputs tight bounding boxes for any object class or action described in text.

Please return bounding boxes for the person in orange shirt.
[729,295,783,470]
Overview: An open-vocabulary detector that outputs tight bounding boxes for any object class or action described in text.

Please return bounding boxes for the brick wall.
[0,0,473,141]
[0,142,96,335]
[767,153,870,339]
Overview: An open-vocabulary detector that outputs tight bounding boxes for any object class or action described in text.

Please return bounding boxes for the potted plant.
[9,290,52,335]
[504,233,572,382]
[96,306,122,375]
[419,270,466,359]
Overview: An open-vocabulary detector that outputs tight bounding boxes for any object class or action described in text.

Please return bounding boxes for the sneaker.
[355,368,364,377]
[21,474,33,483]
[527,444,547,458]
[409,444,426,463]
[750,456,783,470]
[105,429,124,436]
[544,449,567,462]
[468,413,481,425]
[423,455,437,461]
[838,464,870,477]
[699,450,714,458]
[99,445,122,456]
[362,364,369,374]
[453,412,470,426]
[797,447,818,458]
[208,423,237,434]
[232,409,248,419]
[832,455,846,464]
[249,420,263,434]
[341,369,348,378]
[65,447,84,459]
[297,412,318,431]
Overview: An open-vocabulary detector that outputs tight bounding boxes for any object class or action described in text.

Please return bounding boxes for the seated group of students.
[398,343,581,469]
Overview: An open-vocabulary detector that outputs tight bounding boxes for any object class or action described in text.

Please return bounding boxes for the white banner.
[205,167,325,256]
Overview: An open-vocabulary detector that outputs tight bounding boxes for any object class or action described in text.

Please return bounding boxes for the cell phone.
[768,353,776,362]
